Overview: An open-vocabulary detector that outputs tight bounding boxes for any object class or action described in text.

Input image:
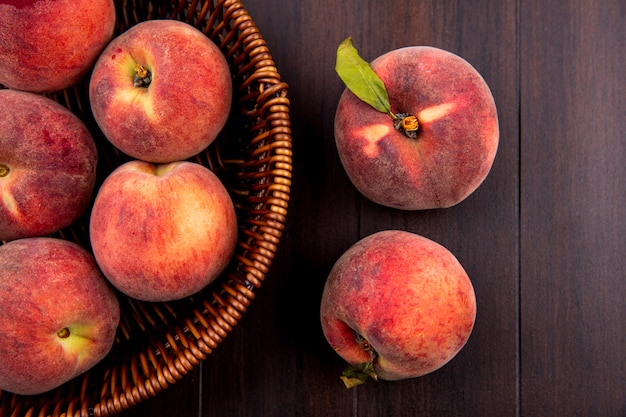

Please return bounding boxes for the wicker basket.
[0,0,291,415]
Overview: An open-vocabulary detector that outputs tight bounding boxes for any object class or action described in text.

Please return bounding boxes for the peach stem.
[392,112,419,138]
[133,64,152,88]
[339,334,380,388]
[0,164,9,177]
[57,327,71,338]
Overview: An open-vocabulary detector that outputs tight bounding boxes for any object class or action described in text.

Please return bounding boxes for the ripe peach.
[89,160,238,302]
[0,0,115,93]
[334,46,499,210]
[89,19,232,163]
[320,230,476,386]
[0,89,97,242]
[0,237,120,395]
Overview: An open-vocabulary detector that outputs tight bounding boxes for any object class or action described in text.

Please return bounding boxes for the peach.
[334,45,499,210]
[320,230,476,386]
[0,0,115,93]
[0,237,120,395]
[89,160,238,302]
[0,89,97,242]
[89,19,233,163]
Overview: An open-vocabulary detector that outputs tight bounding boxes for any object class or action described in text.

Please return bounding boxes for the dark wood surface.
[120,0,625,416]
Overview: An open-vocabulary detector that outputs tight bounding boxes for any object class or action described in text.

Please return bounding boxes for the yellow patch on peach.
[114,88,156,120]
[356,123,393,157]
[57,326,96,361]
[2,192,18,216]
[417,102,456,124]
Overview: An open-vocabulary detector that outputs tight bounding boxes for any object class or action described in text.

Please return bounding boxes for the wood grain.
[519,0,626,415]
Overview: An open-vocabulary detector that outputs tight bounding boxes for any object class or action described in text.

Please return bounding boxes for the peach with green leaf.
[320,230,476,388]
[334,38,499,210]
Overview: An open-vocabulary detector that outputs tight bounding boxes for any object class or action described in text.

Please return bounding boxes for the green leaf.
[335,37,392,116]
[339,361,379,389]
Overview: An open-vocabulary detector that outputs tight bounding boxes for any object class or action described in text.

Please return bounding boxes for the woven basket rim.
[0,1,292,416]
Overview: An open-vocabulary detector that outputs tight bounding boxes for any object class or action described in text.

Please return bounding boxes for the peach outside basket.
[0,0,292,415]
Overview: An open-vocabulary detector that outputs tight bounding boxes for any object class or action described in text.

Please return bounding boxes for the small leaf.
[340,361,379,389]
[335,37,392,116]
[340,375,368,389]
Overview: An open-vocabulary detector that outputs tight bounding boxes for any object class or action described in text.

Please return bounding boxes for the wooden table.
[122,0,625,415]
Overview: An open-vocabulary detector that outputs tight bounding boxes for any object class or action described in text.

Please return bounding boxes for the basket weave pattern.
[0,0,291,416]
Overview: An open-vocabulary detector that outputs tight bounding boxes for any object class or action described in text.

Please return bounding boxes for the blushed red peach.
[89,160,238,302]
[89,19,232,163]
[0,237,120,395]
[334,46,499,210]
[0,0,116,92]
[320,230,476,385]
[0,89,97,242]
